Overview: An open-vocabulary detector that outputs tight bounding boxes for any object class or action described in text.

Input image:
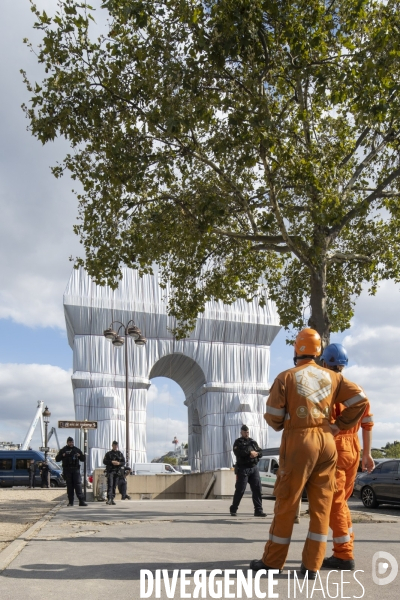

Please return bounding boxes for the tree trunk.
[308,267,331,351]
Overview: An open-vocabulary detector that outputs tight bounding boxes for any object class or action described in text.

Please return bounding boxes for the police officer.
[40,460,50,488]
[56,437,87,507]
[118,466,132,500]
[27,459,36,489]
[103,441,126,505]
[230,425,266,517]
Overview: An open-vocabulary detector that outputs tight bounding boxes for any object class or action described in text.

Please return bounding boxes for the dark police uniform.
[41,462,50,488]
[230,434,264,515]
[118,467,131,500]
[103,449,126,501]
[56,445,86,506]
[27,461,36,488]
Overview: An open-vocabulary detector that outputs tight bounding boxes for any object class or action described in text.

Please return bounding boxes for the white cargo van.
[258,452,307,499]
[132,463,180,475]
[258,455,280,494]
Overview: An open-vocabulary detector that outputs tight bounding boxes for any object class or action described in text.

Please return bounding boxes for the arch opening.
[147,354,206,469]
[149,353,206,398]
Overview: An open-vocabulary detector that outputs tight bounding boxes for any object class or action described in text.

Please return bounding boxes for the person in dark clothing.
[40,461,50,488]
[27,460,36,488]
[230,425,266,517]
[103,441,126,505]
[56,437,87,506]
[118,467,132,500]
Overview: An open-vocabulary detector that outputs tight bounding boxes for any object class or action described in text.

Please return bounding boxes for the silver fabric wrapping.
[63,267,280,471]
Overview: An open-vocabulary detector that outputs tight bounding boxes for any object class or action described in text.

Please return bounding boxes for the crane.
[47,427,60,451]
[21,401,45,450]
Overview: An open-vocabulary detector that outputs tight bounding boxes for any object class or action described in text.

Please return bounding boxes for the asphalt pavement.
[0,497,399,599]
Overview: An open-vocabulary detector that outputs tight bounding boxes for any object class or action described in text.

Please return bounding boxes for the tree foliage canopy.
[24,0,400,340]
[381,440,400,458]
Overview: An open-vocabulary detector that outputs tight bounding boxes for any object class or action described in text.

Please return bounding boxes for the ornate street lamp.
[103,320,146,466]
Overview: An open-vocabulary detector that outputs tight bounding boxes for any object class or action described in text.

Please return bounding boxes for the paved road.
[1,497,399,599]
[261,489,400,518]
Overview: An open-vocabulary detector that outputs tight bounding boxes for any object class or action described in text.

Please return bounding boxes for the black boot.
[322,556,355,571]
[254,511,266,517]
[250,560,283,574]
[300,563,318,580]
[79,500,88,507]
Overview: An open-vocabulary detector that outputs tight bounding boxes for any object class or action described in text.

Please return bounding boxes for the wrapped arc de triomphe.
[63,267,281,472]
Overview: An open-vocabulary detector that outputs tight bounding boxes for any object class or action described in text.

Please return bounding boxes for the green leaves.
[24,0,400,340]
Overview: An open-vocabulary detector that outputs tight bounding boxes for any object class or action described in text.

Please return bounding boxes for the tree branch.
[212,228,301,244]
[327,252,373,264]
[251,244,291,253]
[353,188,400,197]
[343,128,398,191]
[259,148,315,273]
[330,164,400,238]
[339,127,370,167]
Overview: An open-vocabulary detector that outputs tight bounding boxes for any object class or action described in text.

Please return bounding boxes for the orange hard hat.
[294,328,321,356]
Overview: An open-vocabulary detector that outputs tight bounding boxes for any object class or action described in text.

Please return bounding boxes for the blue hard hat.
[321,343,349,367]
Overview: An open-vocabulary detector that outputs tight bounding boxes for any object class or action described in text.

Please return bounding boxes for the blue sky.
[0,0,399,461]
[0,321,72,370]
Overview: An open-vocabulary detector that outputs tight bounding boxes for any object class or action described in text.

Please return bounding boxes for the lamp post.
[103,320,146,467]
[42,406,51,462]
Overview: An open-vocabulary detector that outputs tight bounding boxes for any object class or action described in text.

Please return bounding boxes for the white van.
[258,455,279,494]
[132,462,180,475]
[258,453,307,499]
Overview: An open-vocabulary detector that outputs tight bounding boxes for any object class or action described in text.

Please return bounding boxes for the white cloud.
[0,363,74,447]
[146,416,188,461]
[371,422,400,449]
[147,382,178,406]
[349,280,400,329]
[343,325,400,368]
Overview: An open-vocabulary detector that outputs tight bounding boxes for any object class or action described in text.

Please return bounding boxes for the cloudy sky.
[0,1,399,461]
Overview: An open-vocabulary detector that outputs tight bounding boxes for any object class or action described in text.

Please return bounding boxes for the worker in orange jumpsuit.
[250,328,369,580]
[320,343,374,571]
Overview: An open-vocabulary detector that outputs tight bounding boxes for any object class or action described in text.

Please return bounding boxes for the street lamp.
[103,320,146,466]
[42,405,51,461]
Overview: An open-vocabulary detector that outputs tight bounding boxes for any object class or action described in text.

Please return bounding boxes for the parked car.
[353,458,400,508]
[131,462,180,475]
[356,457,389,473]
[0,450,66,487]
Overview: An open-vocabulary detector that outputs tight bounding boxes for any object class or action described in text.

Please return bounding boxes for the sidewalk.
[0,488,66,552]
[1,497,399,599]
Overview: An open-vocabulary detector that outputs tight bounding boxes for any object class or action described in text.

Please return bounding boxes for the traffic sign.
[39,447,50,452]
[58,420,98,429]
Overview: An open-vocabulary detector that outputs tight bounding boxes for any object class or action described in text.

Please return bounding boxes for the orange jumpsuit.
[329,402,374,560]
[263,359,368,572]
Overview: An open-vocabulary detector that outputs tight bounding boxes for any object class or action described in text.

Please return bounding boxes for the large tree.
[24,0,400,342]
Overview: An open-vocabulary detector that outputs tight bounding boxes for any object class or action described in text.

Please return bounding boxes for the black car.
[353,459,400,508]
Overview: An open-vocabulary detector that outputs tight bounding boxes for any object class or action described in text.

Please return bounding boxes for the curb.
[0,501,64,574]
